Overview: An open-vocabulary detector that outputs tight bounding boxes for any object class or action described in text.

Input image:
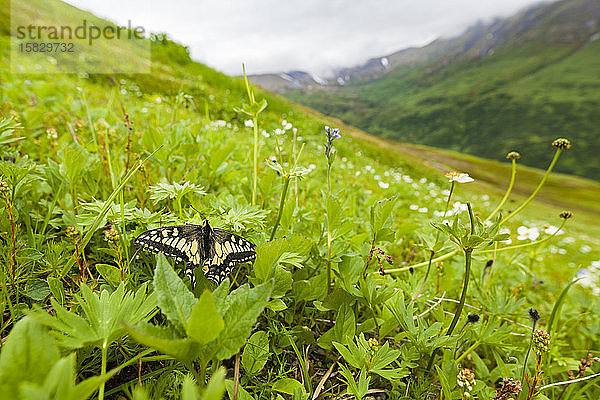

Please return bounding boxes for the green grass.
[0,0,599,399]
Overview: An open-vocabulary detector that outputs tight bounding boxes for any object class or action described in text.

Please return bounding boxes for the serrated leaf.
[186,290,224,345]
[253,235,308,282]
[241,331,270,375]
[154,254,196,333]
[370,196,397,233]
[181,375,200,400]
[201,367,226,400]
[213,280,274,360]
[374,227,395,243]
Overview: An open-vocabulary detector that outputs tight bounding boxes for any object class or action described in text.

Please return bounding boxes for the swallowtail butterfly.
[134,220,256,287]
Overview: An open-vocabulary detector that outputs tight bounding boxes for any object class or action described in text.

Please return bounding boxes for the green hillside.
[286,0,600,180]
[0,0,599,399]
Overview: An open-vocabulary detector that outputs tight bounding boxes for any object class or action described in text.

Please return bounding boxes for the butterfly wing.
[202,228,256,284]
[133,224,207,271]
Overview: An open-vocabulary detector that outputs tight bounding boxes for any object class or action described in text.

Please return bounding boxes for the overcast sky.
[64,0,550,76]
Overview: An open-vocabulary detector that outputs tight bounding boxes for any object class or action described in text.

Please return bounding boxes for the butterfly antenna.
[208,209,227,223]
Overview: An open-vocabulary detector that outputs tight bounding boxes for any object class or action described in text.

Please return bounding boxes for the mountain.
[256,0,600,180]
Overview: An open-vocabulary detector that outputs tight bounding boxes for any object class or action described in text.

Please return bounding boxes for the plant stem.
[385,250,459,274]
[486,158,517,223]
[447,250,472,337]
[426,203,474,371]
[252,115,258,205]
[270,177,290,241]
[98,341,108,400]
[326,215,332,293]
[500,149,562,225]
[327,163,332,194]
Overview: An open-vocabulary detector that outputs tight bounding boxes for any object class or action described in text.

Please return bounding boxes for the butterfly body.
[134,220,256,286]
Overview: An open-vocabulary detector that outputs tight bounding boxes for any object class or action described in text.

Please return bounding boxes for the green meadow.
[0,0,598,399]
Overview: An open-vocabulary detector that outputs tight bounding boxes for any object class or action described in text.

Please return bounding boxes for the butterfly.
[133,219,256,287]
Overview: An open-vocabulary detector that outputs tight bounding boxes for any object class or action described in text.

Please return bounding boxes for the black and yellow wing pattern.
[133,220,256,287]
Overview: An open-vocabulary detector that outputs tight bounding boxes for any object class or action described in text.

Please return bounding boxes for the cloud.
[65,0,549,75]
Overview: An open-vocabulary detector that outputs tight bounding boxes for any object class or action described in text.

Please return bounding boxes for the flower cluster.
[533,329,551,355]
[506,151,521,160]
[493,378,522,400]
[457,368,475,399]
[46,127,58,140]
[552,138,571,150]
[66,225,79,239]
[324,125,341,165]
[104,228,119,244]
[367,337,379,356]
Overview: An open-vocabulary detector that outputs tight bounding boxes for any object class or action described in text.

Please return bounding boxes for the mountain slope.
[282,0,600,180]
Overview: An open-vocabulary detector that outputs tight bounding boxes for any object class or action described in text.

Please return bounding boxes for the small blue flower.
[324,126,341,140]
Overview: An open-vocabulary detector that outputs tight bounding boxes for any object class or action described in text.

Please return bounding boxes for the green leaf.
[253,235,309,282]
[370,196,397,233]
[212,280,274,360]
[333,304,356,345]
[225,380,255,400]
[154,253,197,333]
[272,266,293,298]
[212,278,231,314]
[96,263,122,286]
[372,367,409,382]
[17,352,116,400]
[200,367,226,400]
[31,283,157,349]
[124,322,201,364]
[333,341,361,369]
[24,279,51,301]
[266,298,287,311]
[435,365,453,400]
[181,375,200,400]
[547,279,579,342]
[47,276,65,305]
[186,290,224,345]
[0,317,60,399]
[272,378,304,395]
[374,227,395,243]
[241,331,270,375]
